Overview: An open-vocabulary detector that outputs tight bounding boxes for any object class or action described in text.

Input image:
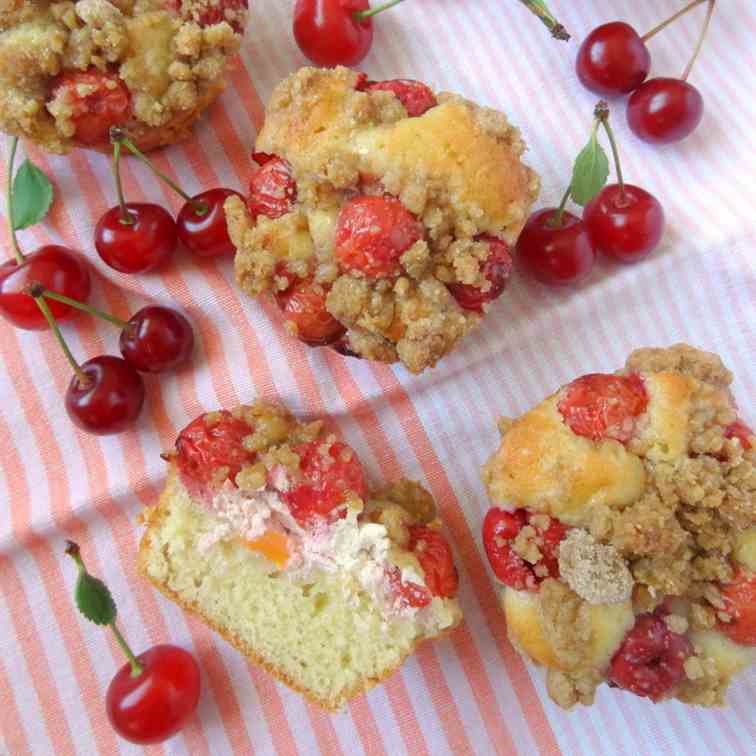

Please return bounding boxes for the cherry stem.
[595,101,625,200]
[29,284,129,329]
[641,0,707,43]
[110,622,144,678]
[111,141,135,225]
[31,292,89,385]
[110,128,208,216]
[682,0,715,81]
[354,0,405,21]
[7,137,25,265]
[517,0,570,41]
[549,187,572,228]
[65,541,143,678]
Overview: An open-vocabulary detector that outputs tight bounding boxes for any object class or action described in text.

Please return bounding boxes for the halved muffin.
[139,400,462,710]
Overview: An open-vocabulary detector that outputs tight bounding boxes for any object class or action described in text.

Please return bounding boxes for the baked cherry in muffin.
[225,67,539,373]
[0,0,248,152]
[482,344,755,708]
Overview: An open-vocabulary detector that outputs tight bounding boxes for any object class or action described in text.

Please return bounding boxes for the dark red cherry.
[516,208,596,286]
[119,306,194,373]
[627,78,704,144]
[576,22,651,97]
[177,188,243,259]
[95,203,177,274]
[0,246,91,330]
[65,355,145,435]
[583,184,665,263]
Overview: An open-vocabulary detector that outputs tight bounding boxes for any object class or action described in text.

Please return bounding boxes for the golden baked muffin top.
[226,66,540,373]
[0,0,247,152]
[482,344,756,708]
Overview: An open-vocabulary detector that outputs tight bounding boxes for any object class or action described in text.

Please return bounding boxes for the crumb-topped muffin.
[0,0,247,152]
[481,344,755,708]
[225,66,539,373]
[140,400,462,710]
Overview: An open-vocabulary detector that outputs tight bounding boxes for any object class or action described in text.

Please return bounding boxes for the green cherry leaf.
[75,570,117,626]
[569,130,609,207]
[11,159,54,230]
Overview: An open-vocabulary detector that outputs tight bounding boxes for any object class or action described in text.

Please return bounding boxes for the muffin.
[226,66,539,373]
[139,400,462,710]
[481,344,755,708]
[0,0,248,152]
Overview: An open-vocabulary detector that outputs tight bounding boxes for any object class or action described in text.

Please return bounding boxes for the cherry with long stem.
[627,1,714,144]
[31,284,194,374]
[584,103,665,263]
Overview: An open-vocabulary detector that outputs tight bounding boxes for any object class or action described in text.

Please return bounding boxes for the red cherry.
[482,508,566,591]
[408,526,459,598]
[293,0,373,68]
[177,188,243,259]
[609,612,692,701]
[627,78,704,144]
[49,68,131,147]
[334,195,424,278]
[557,373,648,443]
[583,184,665,263]
[175,410,256,496]
[724,420,753,450]
[275,278,346,346]
[576,22,650,97]
[95,203,177,274]
[65,356,145,435]
[119,306,194,373]
[447,235,513,311]
[362,79,437,117]
[718,567,756,646]
[280,439,367,526]
[516,208,596,286]
[247,156,297,220]
[106,644,200,745]
[0,246,91,330]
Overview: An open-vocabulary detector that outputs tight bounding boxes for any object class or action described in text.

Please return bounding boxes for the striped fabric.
[1,1,754,754]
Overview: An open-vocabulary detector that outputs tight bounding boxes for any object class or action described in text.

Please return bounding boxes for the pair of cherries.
[517,105,664,287]
[576,1,715,144]
[96,130,242,274]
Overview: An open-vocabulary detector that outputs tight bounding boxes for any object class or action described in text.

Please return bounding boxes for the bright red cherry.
[627,78,704,144]
[362,79,437,116]
[447,235,513,311]
[106,644,201,745]
[248,155,297,220]
[119,306,194,373]
[293,0,373,68]
[49,69,131,148]
[95,203,177,274]
[516,208,596,286]
[583,184,664,263]
[576,22,650,97]
[334,194,423,278]
[275,278,346,346]
[177,188,243,259]
[66,355,145,435]
[0,246,91,330]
